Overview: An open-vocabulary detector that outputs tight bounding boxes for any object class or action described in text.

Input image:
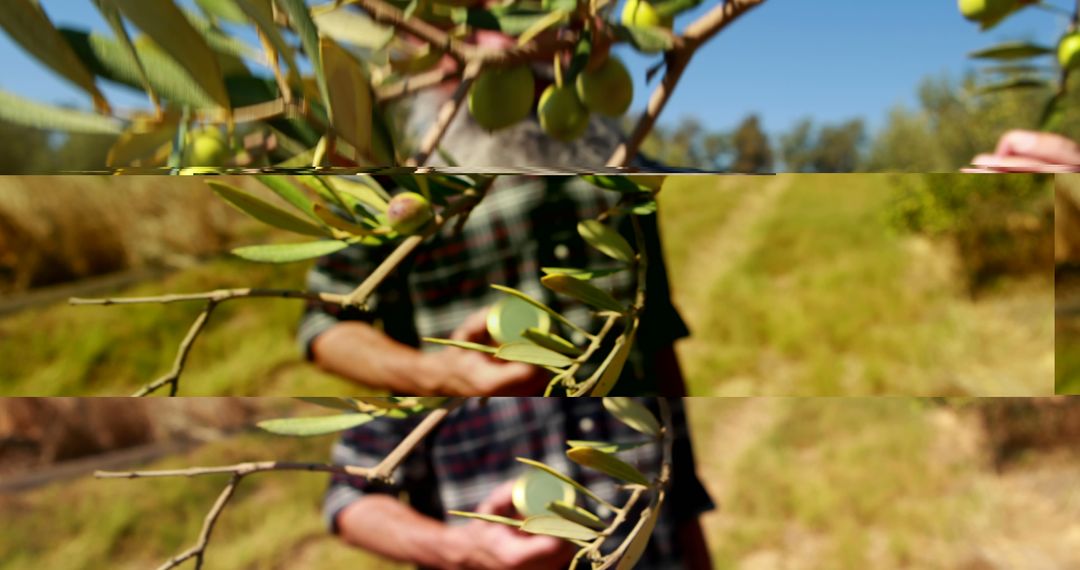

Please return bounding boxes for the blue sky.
[1,0,1070,140]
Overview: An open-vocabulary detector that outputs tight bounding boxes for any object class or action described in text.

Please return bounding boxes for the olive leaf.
[195,0,249,24]
[320,38,374,159]
[490,284,587,335]
[541,275,626,314]
[516,458,611,509]
[423,337,499,354]
[314,203,375,236]
[0,0,108,111]
[520,515,600,541]
[61,28,219,108]
[0,89,122,135]
[968,41,1053,61]
[547,501,607,531]
[975,78,1048,95]
[296,397,364,411]
[107,116,179,166]
[580,321,637,397]
[208,181,331,237]
[578,220,635,263]
[615,502,660,570]
[107,0,231,109]
[231,240,350,263]
[255,175,320,221]
[602,398,661,437]
[496,342,575,368]
[565,440,651,453]
[566,447,650,486]
[275,0,327,105]
[522,328,584,357]
[541,267,626,280]
[257,412,375,436]
[237,0,302,83]
[448,511,523,528]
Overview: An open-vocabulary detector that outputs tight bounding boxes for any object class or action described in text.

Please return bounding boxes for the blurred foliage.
[0,121,114,173]
[866,72,1080,171]
[887,173,1053,292]
[780,117,865,173]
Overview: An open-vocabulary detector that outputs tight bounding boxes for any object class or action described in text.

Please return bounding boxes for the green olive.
[538,84,590,142]
[387,192,434,235]
[621,0,673,29]
[576,57,633,117]
[468,66,536,132]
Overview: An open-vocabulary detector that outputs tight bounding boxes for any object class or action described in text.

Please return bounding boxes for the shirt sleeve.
[625,210,691,353]
[297,238,419,360]
[322,414,432,534]
[661,397,716,523]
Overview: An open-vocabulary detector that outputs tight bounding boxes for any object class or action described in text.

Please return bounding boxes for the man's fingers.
[451,308,493,344]
[970,153,1080,173]
[476,480,518,516]
[994,130,1080,167]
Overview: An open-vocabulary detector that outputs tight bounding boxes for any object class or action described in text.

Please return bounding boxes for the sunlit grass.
[0,256,361,397]
[663,174,1052,396]
[0,431,403,570]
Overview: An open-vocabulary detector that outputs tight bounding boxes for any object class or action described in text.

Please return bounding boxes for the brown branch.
[341,0,476,63]
[342,188,487,306]
[406,62,481,167]
[376,67,461,102]
[97,399,464,569]
[70,289,348,396]
[608,0,767,167]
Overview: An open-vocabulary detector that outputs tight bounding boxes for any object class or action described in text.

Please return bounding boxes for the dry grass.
[0,176,273,293]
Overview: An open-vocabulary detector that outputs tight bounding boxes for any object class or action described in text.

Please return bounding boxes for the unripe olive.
[958,0,1018,26]
[468,66,536,132]
[621,0,673,29]
[182,128,230,167]
[387,192,434,235]
[1059,33,1080,71]
[575,57,633,117]
[538,84,590,142]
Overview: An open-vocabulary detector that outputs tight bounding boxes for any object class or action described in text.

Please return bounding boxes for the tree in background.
[730,114,773,173]
[779,117,864,172]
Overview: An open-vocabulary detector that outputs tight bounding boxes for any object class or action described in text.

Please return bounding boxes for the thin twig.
[71,289,350,396]
[406,61,481,167]
[97,400,464,569]
[608,0,767,167]
[376,67,461,102]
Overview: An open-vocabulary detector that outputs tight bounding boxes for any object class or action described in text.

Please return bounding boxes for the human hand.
[966,129,1080,173]
[440,481,577,570]
[417,309,550,396]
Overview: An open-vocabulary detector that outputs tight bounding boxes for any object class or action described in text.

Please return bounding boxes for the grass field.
[660,174,1053,396]
[0,174,1053,396]
[2,398,1076,570]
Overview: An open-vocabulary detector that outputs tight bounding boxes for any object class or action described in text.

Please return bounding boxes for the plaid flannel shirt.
[297,176,691,396]
[323,397,715,570]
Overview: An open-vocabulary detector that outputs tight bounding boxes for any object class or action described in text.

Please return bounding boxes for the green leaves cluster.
[208,173,485,263]
[0,0,706,166]
[960,2,1078,131]
[448,397,665,569]
[420,177,661,396]
[257,396,449,436]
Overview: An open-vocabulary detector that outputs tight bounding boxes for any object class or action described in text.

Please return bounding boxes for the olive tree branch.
[342,179,492,306]
[70,289,348,397]
[570,398,675,568]
[406,61,482,167]
[95,399,464,569]
[71,186,490,395]
[608,0,768,167]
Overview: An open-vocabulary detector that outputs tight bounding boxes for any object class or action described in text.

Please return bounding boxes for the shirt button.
[579,418,595,433]
[554,244,570,260]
